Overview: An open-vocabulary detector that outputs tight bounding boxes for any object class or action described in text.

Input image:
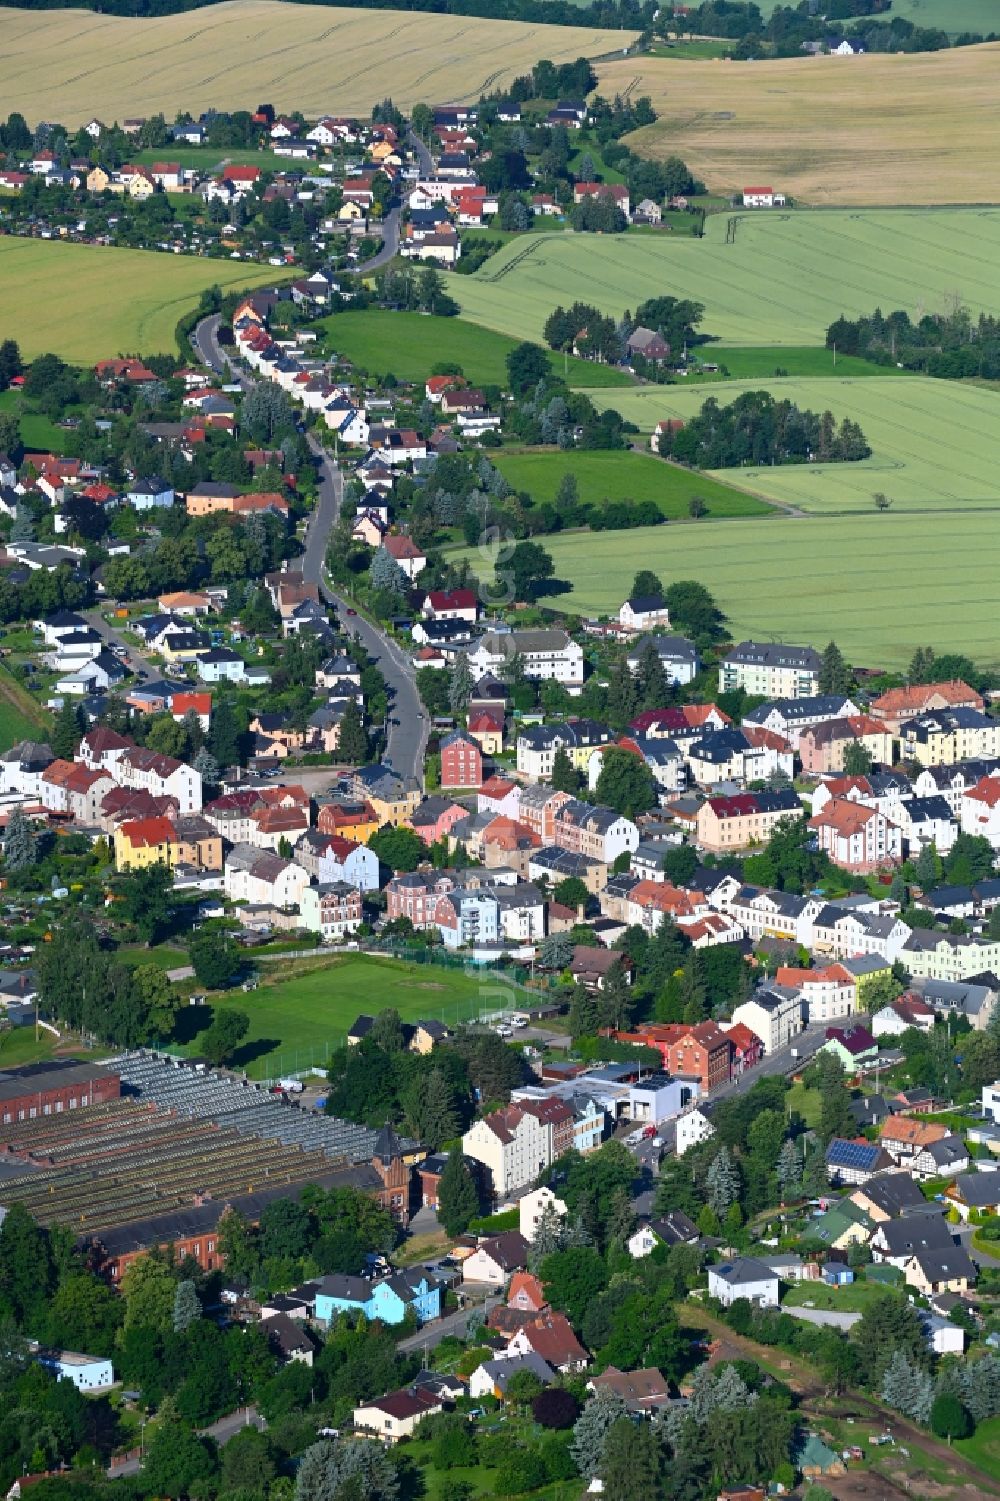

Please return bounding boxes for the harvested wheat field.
[601,43,1000,205]
[0,2,635,125]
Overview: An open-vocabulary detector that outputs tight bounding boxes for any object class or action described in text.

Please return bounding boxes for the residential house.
[506,1312,589,1372]
[440,730,483,790]
[945,1173,1000,1220]
[625,633,700,686]
[519,1187,568,1243]
[732,988,803,1053]
[870,680,984,735]
[588,1366,672,1417]
[696,790,803,853]
[809,797,902,872]
[353,1387,442,1442]
[299,882,363,941]
[462,1232,530,1283]
[821,1023,878,1070]
[618,594,670,632]
[825,1138,895,1185]
[707,1258,779,1308]
[469,1353,555,1401]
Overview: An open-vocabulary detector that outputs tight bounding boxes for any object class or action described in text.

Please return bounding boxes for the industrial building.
[0,1053,422,1277]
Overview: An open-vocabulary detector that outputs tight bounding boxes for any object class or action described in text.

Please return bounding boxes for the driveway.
[397,1296,502,1354]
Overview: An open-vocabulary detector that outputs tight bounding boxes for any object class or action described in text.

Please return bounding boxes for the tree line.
[827,304,1000,380]
[658,390,871,468]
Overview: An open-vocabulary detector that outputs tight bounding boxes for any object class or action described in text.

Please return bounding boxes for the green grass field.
[495,448,773,518]
[0,665,51,752]
[131,146,268,170]
[320,309,633,389]
[484,509,1000,668]
[454,209,1000,347]
[0,240,280,362]
[589,377,1000,512]
[695,346,911,380]
[183,953,494,1077]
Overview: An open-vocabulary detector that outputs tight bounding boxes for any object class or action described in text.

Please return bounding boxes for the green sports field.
[590,377,1000,512]
[186,953,497,1077]
[529,511,1000,668]
[454,209,1000,347]
[319,309,632,389]
[0,240,280,362]
[495,448,773,518]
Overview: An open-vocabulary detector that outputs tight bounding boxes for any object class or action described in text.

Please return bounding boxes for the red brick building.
[618,1022,733,1092]
[0,1061,120,1126]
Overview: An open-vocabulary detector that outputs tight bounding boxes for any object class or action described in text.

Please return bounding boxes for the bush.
[494,1449,546,1497]
[930,1393,974,1441]
[532,1387,580,1429]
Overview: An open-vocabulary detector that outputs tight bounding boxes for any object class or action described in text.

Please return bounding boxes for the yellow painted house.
[86,165,112,193]
[114,815,222,872]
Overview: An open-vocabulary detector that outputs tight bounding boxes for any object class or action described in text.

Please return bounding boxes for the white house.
[37,1350,115,1391]
[519,1186,568,1243]
[707,1258,780,1307]
[742,186,786,208]
[732,989,803,1053]
[618,595,670,632]
[468,630,584,692]
[224,847,310,909]
[674,1106,715,1156]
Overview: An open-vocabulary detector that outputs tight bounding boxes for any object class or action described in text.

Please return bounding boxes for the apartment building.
[696,789,802,852]
[467,629,584,691]
[718,641,820,699]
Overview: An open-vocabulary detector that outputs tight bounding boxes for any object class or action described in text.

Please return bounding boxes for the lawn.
[598,43,1000,205]
[0,1027,56,1070]
[785,1080,822,1128]
[179,953,494,1078]
[0,665,50,753]
[0,2,636,124]
[957,1415,1000,1472]
[0,388,74,454]
[589,377,1000,513]
[783,1277,897,1313]
[319,310,633,389]
[0,240,280,363]
[495,447,773,519]
[454,210,1000,348]
[484,508,1000,669]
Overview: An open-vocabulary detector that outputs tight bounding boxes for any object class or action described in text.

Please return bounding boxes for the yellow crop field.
[0,2,635,126]
[0,239,280,363]
[599,43,1000,205]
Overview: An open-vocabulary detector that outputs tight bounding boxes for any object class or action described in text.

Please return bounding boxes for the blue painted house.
[369,1270,441,1326]
[314,1268,441,1328]
[822,1262,854,1286]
